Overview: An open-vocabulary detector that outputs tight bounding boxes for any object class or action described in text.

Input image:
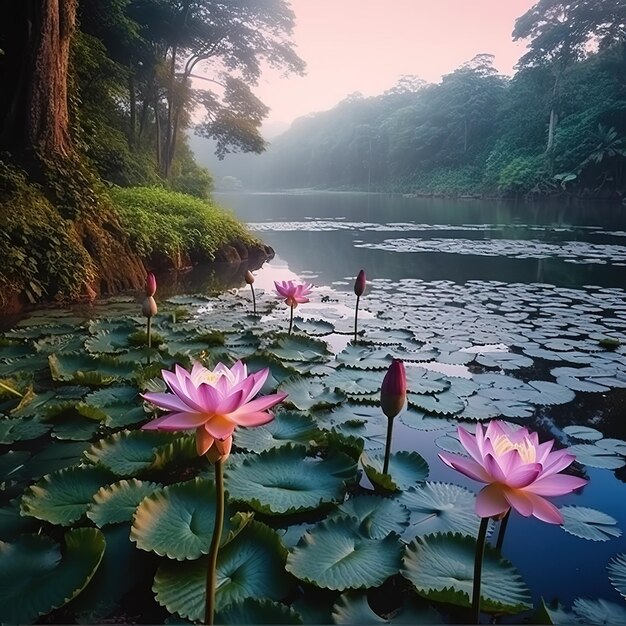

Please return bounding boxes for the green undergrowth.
[110,186,261,266]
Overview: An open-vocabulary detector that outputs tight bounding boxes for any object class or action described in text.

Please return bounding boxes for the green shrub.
[109,186,258,265]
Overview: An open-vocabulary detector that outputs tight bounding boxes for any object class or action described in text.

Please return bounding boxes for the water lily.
[142,360,287,626]
[439,420,587,525]
[145,272,157,297]
[380,359,406,474]
[142,360,287,459]
[353,269,366,343]
[439,420,588,624]
[274,280,313,334]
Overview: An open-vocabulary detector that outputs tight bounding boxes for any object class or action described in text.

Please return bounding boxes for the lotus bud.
[381,359,406,419]
[145,272,157,297]
[354,269,366,297]
[245,270,255,285]
[142,296,158,318]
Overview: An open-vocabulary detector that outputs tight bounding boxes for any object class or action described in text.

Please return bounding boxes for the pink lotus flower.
[274,280,313,308]
[142,361,287,459]
[354,269,366,297]
[145,272,157,297]
[439,421,587,524]
[381,359,407,419]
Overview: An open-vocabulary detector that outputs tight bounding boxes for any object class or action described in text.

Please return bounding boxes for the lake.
[217,191,626,611]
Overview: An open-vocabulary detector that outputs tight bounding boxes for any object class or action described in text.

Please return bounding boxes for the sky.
[251,0,537,136]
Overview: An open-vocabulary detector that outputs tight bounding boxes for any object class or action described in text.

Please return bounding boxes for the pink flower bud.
[245,270,255,285]
[145,272,157,297]
[141,296,158,318]
[381,359,406,419]
[354,269,366,297]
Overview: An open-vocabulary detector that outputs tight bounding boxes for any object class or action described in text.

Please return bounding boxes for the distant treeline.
[218,1,626,198]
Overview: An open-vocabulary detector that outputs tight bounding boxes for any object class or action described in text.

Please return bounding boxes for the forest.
[211,1,626,198]
[0,0,303,307]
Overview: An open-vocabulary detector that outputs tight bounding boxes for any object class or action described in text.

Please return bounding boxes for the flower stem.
[0,380,23,398]
[146,316,152,365]
[205,458,225,625]
[382,416,394,474]
[471,516,490,624]
[354,295,360,344]
[288,305,294,335]
[495,509,510,552]
[250,284,256,315]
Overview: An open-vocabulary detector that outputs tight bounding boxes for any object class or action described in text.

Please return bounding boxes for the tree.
[0,0,78,156]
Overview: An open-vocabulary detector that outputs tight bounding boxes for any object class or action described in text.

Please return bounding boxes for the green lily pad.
[332,592,443,624]
[567,443,626,470]
[225,445,358,515]
[0,528,105,623]
[153,521,291,620]
[0,500,40,540]
[267,335,330,362]
[408,391,464,416]
[286,517,403,590]
[87,479,160,527]
[84,430,177,476]
[22,442,90,480]
[400,482,485,540]
[560,506,622,541]
[216,598,303,625]
[21,465,115,525]
[279,378,345,411]
[572,598,626,624]
[402,532,532,614]
[234,412,321,453]
[131,477,237,560]
[0,416,50,444]
[562,425,604,442]
[608,553,626,600]
[361,451,429,492]
[330,494,410,539]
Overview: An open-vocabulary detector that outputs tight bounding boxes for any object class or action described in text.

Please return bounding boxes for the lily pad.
[279,378,345,411]
[562,425,604,442]
[234,412,321,453]
[560,506,622,541]
[87,479,160,527]
[286,517,403,590]
[21,465,115,525]
[361,451,429,492]
[332,592,443,624]
[567,443,626,470]
[225,445,358,515]
[0,528,105,623]
[153,521,291,620]
[216,598,303,625]
[330,494,410,539]
[400,482,485,540]
[608,553,626,600]
[402,532,532,614]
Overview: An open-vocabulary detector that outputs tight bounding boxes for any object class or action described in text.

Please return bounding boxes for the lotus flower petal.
[274,280,313,307]
[142,360,287,459]
[441,420,587,524]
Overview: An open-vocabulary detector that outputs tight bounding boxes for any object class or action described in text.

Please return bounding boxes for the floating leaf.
[216,598,303,625]
[267,335,330,362]
[153,521,290,620]
[234,412,320,453]
[21,465,115,525]
[225,445,357,515]
[87,479,160,527]
[330,494,410,539]
[568,443,626,469]
[608,554,626,600]
[286,518,402,590]
[0,416,49,444]
[0,528,105,623]
[562,425,604,442]
[279,378,345,411]
[560,506,621,541]
[572,598,626,624]
[332,592,443,624]
[402,532,532,614]
[408,391,464,416]
[400,482,485,540]
[361,451,429,492]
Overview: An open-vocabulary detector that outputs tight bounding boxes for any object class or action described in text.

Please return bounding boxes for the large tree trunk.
[0,0,76,156]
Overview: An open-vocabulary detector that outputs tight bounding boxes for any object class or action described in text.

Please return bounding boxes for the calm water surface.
[215,191,626,610]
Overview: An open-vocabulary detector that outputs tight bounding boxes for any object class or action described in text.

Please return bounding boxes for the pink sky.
[254,0,536,134]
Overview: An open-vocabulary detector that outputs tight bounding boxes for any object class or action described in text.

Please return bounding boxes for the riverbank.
[0,163,270,313]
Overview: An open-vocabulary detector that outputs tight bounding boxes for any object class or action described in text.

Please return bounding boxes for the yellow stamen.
[492,434,536,463]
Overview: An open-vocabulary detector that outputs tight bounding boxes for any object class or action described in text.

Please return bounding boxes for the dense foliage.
[218,2,626,198]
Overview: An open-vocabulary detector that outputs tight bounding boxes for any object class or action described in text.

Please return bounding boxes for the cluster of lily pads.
[1,277,626,624]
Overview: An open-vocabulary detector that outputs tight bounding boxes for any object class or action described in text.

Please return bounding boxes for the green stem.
[382,416,394,474]
[288,305,294,335]
[205,458,225,625]
[0,381,23,398]
[146,316,152,365]
[495,509,510,552]
[471,517,490,624]
[354,295,360,344]
[250,284,256,315]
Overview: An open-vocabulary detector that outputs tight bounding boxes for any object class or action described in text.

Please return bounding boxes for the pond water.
[215,191,626,612]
